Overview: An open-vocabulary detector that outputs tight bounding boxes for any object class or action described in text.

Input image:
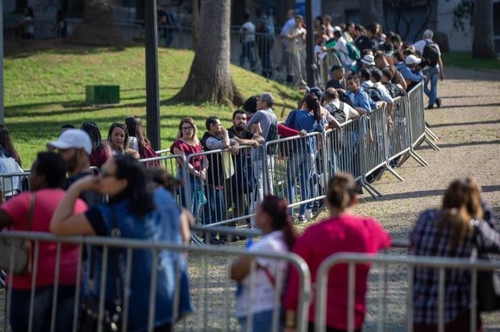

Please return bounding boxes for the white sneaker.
[298,215,307,223]
[304,209,313,219]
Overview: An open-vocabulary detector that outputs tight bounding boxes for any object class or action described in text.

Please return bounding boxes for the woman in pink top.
[0,152,88,332]
[170,117,207,221]
[283,172,391,332]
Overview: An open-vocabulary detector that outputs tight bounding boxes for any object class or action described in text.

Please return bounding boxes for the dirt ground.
[353,67,500,331]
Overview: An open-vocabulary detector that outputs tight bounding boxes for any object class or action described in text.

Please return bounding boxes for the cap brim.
[47,140,74,150]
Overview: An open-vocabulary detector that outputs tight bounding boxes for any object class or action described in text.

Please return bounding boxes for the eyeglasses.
[182,126,193,130]
[101,171,117,178]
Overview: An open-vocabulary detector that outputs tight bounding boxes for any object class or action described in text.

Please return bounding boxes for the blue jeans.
[238,309,279,332]
[10,285,76,332]
[240,41,255,69]
[423,66,439,106]
[286,152,315,215]
[202,186,226,226]
[179,171,203,221]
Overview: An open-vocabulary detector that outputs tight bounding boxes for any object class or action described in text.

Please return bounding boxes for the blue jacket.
[90,188,192,331]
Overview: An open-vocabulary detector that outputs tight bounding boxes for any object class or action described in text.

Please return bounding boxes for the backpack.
[384,82,406,98]
[266,120,278,155]
[345,41,361,61]
[364,86,383,102]
[422,41,439,67]
[327,101,346,124]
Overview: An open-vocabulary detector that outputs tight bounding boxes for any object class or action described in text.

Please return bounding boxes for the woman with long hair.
[0,124,22,167]
[411,178,500,332]
[0,152,87,332]
[283,172,391,332]
[106,123,140,159]
[125,116,159,167]
[170,117,207,221]
[231,195,298,331]
[284,93,327,222]
[80,121,111,168]
[50,155,192,331]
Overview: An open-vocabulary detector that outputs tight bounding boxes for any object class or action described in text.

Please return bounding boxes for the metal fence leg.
[425,136,441,151]
[385,163,404,182]
[361,177,383,198]
[425,125,438,141]
[409,150,429,167]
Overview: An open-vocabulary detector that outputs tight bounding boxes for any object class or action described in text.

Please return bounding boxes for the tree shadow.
[429,119,500,128]
[436,102,500,110]
[417,140,500,150]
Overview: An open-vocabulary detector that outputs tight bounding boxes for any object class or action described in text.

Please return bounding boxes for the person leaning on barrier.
[231,195,298,332]
[283,172,391,332]
[50,154,193,331]
[411,178,500,332]
[345,75,370,116]
[47,129,104,207]
[323,87,360,128]
[0,152,88,332]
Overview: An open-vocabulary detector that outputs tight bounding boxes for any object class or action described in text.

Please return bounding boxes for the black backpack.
[327,101,346,124]
[384,83,406,98]
[364,86,383,102]
[266,120,278,155]
[422,41,439,67]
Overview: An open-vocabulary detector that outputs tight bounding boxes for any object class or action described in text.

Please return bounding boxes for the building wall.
[436,0,473,51]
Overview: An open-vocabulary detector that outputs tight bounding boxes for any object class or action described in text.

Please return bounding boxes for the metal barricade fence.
[264,131,326,217]
[315,253,500,332]
[387,96,412,167]
[183,146,263,231]
[0,230,311,332]
[139,153,182,175]
[0,171,30,203]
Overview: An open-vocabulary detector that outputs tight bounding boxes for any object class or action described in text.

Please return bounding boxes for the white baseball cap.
[47,129,92,155]
[405,55,422,65]
[333,26,342,33]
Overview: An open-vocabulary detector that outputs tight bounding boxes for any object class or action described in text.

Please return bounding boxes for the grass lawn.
[441,51,500,71]
[4,40,302,167]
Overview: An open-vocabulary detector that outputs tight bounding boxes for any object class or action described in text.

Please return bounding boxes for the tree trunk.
[174,0,243,106]
[67,0,123,46]
[360,0,384,27]
[191,0,199,49]
[472,0,496,59]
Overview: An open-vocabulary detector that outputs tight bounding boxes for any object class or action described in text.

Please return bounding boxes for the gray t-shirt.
[246,108,277,141]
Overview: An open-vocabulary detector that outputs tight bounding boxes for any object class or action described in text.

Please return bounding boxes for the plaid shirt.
[410,209,476,325]
[411,207,500,325]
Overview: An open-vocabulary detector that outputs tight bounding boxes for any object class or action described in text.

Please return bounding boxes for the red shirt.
[170,139,203,171]
[283,214,391,329]
[2,189,88,289]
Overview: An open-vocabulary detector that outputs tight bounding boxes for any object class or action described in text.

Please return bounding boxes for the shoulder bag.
[472,219,500,312]
[0,193,35,274]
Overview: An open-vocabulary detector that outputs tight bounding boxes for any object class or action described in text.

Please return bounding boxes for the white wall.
[437,0,473,51]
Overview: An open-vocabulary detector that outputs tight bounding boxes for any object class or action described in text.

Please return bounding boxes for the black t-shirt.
[64,172,105,208]
[228,127,254,140]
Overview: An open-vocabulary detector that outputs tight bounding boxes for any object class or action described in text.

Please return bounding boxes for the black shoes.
[436,98,442,108]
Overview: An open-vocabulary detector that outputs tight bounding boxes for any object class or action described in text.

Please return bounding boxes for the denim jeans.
[238,309,279,332]
[240,41,255,69]
[286,152,315,215]
[179,171,203,221]
[423,66,439,106]
[202,186,226,226]
[10,285,76,332]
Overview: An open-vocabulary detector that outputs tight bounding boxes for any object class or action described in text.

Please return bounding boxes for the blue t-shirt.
[285,109,326,154]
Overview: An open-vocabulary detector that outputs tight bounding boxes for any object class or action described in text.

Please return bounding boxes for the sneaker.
[426,104,434,110]
[304,209,313,219]
[436,98,442,108]
[298,215,307,223]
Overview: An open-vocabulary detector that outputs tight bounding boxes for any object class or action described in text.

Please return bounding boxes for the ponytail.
[260,195,298,250]
[326,172,357,211]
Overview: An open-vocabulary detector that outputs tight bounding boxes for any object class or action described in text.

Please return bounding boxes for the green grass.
[4,43,302,167]
[441,51,500,71]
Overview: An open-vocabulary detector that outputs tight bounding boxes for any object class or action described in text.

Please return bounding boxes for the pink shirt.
[170,139,203,171]
[2,189,88,289]
[283,214,391,329]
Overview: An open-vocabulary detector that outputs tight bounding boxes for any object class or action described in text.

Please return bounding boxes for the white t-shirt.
[235,230,288,316]
[287,26,306,53]
[280,18,296,48]
[240,21,256,43]
[129,136,139,151]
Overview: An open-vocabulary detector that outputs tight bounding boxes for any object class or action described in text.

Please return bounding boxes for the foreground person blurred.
[231,195,298,331]
[411,177,500,332]
[0,152,87,332]
[50,154,192,331]
[283,172,391,332]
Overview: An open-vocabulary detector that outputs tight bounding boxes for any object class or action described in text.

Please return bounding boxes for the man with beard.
[227,110,264,227]
[47,129,103,207]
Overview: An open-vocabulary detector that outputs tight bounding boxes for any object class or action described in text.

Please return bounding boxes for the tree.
[174,0,243,105]
[472,0,496,58]
[360,0,384,27]
[191,0,200,49]
[67,0,123,46]
[383,0,437,42]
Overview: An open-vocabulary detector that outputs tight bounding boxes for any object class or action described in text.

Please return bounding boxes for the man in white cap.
[47,129,103,206]
[395,54,424,92]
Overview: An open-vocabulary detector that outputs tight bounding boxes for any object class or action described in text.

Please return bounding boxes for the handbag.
[0,193,35,275]
[80,209,123,332]
[472,219,500,312]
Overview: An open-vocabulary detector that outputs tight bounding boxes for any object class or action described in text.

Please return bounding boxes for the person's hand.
[199,169,207,181]
[440,72,444,81]
[250,140,260,147]
[229,146,239,155]
[299,129,307,137]
[73,174,100,192]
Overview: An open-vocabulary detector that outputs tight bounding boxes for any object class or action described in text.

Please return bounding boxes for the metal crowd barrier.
[315,253,500,332]
[0,230,311,332]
